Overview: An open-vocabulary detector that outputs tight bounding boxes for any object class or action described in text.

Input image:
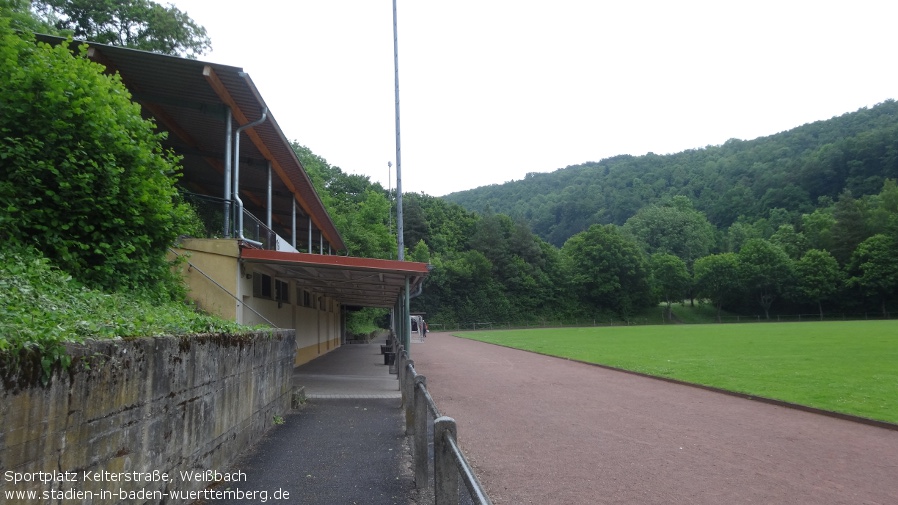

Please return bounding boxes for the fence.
[391,340,492,505]
[427,311,894,333]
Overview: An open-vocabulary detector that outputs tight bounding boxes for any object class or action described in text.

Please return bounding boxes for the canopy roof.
[241,249,430,309]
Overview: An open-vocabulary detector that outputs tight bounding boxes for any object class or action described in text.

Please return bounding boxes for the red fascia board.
[240,249,430,275]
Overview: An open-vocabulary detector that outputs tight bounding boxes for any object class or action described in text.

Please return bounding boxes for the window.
[275,279,290,303]
[297,289,312,308]
[252,272,272,299]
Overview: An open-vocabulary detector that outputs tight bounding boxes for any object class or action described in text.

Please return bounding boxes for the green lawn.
[455,321,898,424]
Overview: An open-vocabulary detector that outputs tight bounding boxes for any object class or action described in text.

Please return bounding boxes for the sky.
[170,0,898,197]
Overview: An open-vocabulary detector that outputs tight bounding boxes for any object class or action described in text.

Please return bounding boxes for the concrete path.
[292,340,402,399]
[411,332,898,505]
[212,340,416,505]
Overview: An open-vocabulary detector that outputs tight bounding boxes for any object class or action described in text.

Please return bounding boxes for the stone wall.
[0,330,295,503]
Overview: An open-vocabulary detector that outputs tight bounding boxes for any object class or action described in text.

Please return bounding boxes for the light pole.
[392,0,404,262]
[388,161,393,259]
[392,0,409,354]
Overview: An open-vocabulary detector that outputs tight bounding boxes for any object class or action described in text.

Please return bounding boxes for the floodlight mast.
[392,0,411,354]
[388,161,393,259]
[392,0,404,262]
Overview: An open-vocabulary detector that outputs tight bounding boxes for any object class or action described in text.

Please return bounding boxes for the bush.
[0,21,196,296]
[0,244,250,382]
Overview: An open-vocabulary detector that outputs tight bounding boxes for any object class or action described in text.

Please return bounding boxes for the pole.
[404,277,411,352]
[388,161,393,259]
[392,0,404,261]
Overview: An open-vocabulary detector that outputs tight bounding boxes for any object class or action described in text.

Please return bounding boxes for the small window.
[275,279,290,303]
[302,290,312,308]
[253,272,273,299]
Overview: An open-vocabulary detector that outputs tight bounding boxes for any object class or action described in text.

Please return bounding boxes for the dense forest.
[445,100,898,247]
[298,101,898,326]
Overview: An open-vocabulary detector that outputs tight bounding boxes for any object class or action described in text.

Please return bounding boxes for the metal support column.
[223,108,233,237]
[403,278,411,353]
[266,162,272,229]
[291,200,297,249]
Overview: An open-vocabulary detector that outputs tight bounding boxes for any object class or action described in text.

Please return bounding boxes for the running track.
[411,333,898,505]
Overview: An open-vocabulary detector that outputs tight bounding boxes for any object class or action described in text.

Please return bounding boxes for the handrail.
[394,339,493,505]
[447,432,492,505]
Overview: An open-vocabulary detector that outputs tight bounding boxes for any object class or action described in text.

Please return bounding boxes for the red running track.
[411,333,898,505]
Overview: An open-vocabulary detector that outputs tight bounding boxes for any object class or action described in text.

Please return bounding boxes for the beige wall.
[172,239,241,320]
[176,240,343,367]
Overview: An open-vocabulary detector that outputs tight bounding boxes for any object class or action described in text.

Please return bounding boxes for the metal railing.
[239,207,276,249]
[393,340,492,505]
[182,192,277,249]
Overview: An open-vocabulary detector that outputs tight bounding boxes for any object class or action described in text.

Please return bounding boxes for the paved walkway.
[292,340,403,399]
[212,339,416,505]
[412,332,898,505]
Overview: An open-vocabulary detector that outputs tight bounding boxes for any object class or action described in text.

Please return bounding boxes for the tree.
[724,219,762,253]
[693,253,740,322]
[866,179,898,237]
[650,253,690,321]
[32,0,211,58]
[737,239,794,319]
[0,24,197,295]
[622,196,715,268]
[847,234,898,317]
[801,205,836,252]
[0,0,57,33]
[830,191,869,264]
[402,197,430,250]
[562,224,653,317]
[409,239,431,263]
[769,224,809,260]
[793,249,843,320]
[332,188,394,259]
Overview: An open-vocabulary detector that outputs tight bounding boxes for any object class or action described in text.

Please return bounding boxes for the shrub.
[0,244,250,383]
[0,21,196,296]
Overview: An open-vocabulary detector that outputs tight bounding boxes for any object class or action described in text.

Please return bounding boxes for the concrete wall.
[0,330,295,503]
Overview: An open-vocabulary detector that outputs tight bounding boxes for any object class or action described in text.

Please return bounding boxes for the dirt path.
[411,333,898,505]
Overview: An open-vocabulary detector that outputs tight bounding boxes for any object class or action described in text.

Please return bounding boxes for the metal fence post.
[414,375,428,488]
[434,416,458,505]
[404,360,416,433]
[397,352,406,394]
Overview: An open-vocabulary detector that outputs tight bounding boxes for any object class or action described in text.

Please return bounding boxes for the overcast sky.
[171,0,897,197]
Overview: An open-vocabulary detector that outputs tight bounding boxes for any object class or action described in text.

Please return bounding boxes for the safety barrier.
[392,341,493,505]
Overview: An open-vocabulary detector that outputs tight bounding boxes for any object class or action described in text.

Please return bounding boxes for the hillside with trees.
[444,100,898,248]
[296,151,897,328]
[300,101,898,326]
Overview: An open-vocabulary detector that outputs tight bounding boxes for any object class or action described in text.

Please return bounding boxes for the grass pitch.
[455,320,898,424]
